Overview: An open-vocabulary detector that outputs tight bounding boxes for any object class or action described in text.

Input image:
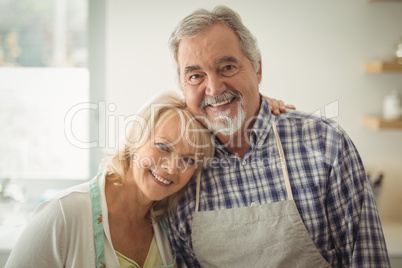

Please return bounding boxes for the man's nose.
[205,74,226,97]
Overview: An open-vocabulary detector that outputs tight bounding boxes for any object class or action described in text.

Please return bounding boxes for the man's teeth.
[209,98,232,107]
[151,171,172,185]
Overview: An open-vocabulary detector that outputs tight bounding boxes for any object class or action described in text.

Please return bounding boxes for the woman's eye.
[156,143,169,151]
[182,157,195,165]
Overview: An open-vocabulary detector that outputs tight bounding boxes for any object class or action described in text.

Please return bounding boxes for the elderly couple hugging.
[6,5,389,268]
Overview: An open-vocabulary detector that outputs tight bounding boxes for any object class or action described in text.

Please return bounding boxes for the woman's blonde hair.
[100,91,214,219]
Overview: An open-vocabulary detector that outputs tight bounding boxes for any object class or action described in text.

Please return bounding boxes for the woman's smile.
[150,170,173,187]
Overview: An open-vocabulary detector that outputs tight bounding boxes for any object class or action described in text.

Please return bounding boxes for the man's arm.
[165,214,200,268]
[325,129,390,267]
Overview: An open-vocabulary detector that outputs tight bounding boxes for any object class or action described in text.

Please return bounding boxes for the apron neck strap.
[89,176,106,267]
[194,123,294,212]
[195,172,201,212]
[272,123,293,200]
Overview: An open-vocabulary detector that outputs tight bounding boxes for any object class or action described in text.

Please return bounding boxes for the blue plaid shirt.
[166,97,390,267]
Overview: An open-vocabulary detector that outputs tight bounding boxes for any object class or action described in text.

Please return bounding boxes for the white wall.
[105,0,402,221]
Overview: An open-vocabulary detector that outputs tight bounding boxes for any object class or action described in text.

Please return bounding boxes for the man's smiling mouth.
[208,97,235,107]
[200,90,242,113]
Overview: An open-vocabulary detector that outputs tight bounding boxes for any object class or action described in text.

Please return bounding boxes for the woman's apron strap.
[89,176,106,268]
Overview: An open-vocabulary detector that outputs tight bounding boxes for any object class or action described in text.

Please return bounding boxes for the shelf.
[368,0,402,2]
[361,115,402,129]
[365,61,402,73]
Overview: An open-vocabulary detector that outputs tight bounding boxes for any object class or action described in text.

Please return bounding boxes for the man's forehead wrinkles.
[183,56,237,75]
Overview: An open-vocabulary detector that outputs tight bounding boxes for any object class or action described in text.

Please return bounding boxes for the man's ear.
[257,60,262,83]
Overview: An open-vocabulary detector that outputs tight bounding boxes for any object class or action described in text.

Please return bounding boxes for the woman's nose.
[162,156,179,174]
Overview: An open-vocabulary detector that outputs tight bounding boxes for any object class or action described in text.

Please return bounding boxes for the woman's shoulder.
[34,181,92,222]
[6,182,95,267]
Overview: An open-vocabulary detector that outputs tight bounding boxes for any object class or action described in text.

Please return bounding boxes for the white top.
[5,172,174,268]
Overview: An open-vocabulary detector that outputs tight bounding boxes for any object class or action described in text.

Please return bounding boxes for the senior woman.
[5,91,214,268]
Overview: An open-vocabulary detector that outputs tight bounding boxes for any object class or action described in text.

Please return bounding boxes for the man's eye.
[223,65,235,71]
[188,74,204,85]
[182,157,195,165]
[221,65,238,76]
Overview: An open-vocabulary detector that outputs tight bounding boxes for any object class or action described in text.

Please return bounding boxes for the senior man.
[165,5,390,268]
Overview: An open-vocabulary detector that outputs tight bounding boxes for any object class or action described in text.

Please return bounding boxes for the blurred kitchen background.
[0,0,402,266]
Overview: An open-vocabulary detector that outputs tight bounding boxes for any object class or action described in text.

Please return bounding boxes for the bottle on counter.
[396,37,402,64]
[383,90,402,120]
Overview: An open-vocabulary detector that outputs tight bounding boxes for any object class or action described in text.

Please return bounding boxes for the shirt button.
[242,161,247,166]
[250,201,257,207]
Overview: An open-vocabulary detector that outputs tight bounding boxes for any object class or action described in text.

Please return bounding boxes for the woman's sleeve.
[5,199,66,268]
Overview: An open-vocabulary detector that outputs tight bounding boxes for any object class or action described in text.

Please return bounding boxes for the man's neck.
[217,125,252,159]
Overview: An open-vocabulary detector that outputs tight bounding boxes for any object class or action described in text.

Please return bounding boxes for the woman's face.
[129,114,199,202]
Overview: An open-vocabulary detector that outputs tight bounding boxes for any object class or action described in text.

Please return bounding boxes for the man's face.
[177,22,262,137]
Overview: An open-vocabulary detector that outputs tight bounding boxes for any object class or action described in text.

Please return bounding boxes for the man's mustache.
[200,90,242,111]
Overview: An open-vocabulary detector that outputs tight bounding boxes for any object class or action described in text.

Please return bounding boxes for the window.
[0,0,89,180]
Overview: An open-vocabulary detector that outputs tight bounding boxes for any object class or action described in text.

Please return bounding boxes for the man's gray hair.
[169,5,261,75]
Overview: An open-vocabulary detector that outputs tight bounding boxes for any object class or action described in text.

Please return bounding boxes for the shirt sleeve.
[5,199,66,268]
[326,130,390,267]
[165,206,200,267]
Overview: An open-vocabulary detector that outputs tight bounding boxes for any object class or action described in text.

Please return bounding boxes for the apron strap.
[195,172,201,212]
[156,218,177,266]
[89,176,106,268]
[194,123,294,213]
[272,123,294,200]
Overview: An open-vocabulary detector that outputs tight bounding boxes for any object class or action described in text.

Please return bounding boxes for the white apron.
[192,124,332,268]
